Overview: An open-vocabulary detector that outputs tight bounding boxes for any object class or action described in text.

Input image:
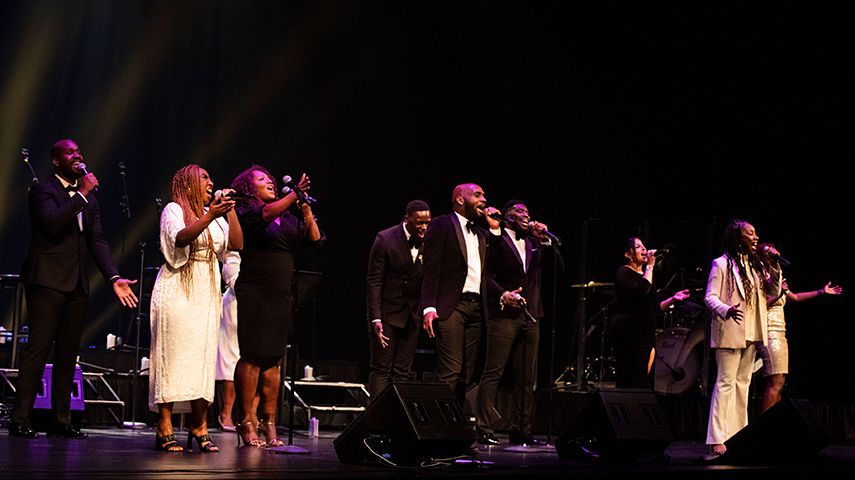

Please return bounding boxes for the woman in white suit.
[703,219,771,459]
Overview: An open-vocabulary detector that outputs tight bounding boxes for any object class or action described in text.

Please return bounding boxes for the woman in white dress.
[216,250,240,431]
[149,165,243,452]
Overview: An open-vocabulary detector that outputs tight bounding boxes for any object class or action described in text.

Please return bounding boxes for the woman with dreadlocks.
[149,165,243,452]
[229,165,322,448]
[702,219,769,460]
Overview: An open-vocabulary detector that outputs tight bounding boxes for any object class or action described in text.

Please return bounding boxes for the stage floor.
[1,425,854,479]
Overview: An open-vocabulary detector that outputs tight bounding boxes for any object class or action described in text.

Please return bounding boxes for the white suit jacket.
[704,254,768,349]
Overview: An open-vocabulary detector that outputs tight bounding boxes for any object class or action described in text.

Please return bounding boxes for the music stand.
[271,270,323,454]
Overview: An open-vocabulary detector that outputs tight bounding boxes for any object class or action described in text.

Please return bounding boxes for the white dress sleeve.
[213,216,230,263]
[222,250,241,290]
[159,203,190,269]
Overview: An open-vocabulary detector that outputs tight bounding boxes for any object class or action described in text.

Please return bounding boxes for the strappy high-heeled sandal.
[218,413,237,432]
[154,432,184,452]
[187,431,220,452]
[236,421,267,448]
[259,420,285,447]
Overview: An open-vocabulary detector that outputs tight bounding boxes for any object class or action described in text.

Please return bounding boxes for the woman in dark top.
[230,165,322,447]
[610,237,689,388]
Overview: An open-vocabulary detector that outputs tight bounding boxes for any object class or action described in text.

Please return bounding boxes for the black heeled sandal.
[187,432,220,452]
[154,433,184,452]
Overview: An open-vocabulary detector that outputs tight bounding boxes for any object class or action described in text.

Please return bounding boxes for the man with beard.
[420,183,489,410]
[9,139,138,439]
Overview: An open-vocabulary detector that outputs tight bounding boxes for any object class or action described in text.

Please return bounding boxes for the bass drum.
[654,324,704,394]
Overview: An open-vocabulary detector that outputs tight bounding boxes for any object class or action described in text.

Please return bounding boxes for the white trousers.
[706,344,758,445]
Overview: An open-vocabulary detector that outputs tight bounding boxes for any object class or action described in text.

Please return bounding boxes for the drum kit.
[653,300,707,394]
[560,280,709,395]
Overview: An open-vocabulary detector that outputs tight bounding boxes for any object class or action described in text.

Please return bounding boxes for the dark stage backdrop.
[0,2,851,400]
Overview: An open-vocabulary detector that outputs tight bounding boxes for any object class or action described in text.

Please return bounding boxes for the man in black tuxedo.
[476,200,551,446]
[366,200,431,399]
[420,183,489,409]
[9,139,138,439]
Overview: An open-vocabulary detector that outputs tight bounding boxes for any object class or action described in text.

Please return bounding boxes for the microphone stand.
[123,241,147,429]
[21,147,39,185]
[545,238,565,445]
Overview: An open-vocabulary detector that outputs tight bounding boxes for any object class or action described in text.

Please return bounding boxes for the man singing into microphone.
[420,183,489,411]
[9,139,138,439]
[476,200,550,446]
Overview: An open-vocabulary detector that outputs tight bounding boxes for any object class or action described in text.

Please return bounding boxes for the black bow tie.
[466,221,476,234]
[513,230,525,241]
[408,235,422,249]
[65,184,79,192]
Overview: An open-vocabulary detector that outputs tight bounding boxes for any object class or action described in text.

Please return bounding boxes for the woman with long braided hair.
[149,165,243,452]
[702,219,770,460]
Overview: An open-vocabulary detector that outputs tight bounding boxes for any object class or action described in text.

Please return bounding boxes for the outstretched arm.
[788,281,843,303]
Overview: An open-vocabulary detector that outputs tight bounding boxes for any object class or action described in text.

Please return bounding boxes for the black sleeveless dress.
[234,204,319,358]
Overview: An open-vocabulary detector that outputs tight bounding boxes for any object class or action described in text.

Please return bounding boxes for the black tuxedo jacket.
[419,213,487,320]
[483,230,544,320]
[21,176,119,294]
[366,224,424,329]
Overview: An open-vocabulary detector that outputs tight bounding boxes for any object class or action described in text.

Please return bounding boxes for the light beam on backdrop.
[84,2,332,343]
[0,2,81,228]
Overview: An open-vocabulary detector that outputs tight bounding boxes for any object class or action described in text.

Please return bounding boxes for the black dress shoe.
[477,433,500,446]
[8,422,39,439]
[55,425,87,439]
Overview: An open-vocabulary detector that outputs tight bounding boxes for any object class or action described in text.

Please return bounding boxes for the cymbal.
[570,281,615,288]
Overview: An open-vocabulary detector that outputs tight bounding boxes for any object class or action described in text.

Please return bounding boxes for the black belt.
[459,292,481,302]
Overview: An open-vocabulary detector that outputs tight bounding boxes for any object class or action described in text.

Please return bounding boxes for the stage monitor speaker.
[333,382,476,465]
[721,398,829,464]
[556,388,672,463]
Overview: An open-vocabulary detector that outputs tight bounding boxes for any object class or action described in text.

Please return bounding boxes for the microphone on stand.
[21,148,39,185]
[281,175,317,205]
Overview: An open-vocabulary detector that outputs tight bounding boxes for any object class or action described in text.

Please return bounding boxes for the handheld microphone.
[78,162,98,191]
[537,227,562,246]
[490,211,562,246]
[488,211,511,223]
[281,175,317,205]
[214,190,254,201]
[654,248,671,257]
[762,245,791,267]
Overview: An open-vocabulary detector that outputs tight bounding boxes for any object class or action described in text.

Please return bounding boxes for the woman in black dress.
[230,165,321,447]
[610,237,689,388]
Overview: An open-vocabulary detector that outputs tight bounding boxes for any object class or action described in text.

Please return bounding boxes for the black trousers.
[610,314,653,389]
[12,284,88,427]
[367,317,420,399]
[476,313,539,436]
[434,298,483,406]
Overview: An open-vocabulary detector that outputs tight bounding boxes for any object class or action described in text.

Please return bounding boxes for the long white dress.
[149,202,230,412]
